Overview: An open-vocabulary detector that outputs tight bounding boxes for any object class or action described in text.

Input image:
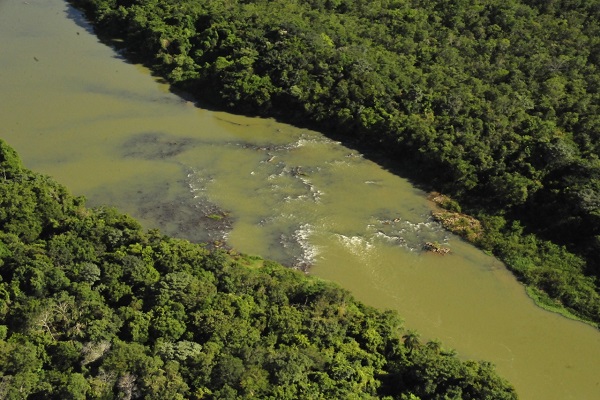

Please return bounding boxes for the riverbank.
[69,0,600,326]
[0,137,519,399]
[429,193,599,328]
[4,2,600,398]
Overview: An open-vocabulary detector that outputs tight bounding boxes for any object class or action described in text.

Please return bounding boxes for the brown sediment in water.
[122,132,197,159]
[4,3,600,398]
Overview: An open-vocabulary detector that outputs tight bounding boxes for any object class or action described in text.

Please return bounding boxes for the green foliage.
[69,0,600,323]
[477,215,600,325]
[0,140,23,179]
[0,140,516,398]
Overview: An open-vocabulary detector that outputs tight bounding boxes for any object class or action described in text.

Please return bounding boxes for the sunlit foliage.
[0,140,515,398]
[70,0,600,325]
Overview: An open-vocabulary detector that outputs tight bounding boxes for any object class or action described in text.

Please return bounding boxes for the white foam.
[277,223,320,270]
[292,223,320,270]
[299,177,323,202]
[335,233,374,259]
[373,230,406,245]
[328,160,351,168]
[365,216,449,252]
[186,168,214,194]
[282,133,337,151]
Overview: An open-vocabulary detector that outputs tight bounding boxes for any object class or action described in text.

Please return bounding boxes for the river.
[1,1,599,398]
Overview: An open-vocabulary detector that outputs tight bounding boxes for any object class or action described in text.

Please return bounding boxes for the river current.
[1,1,599,399]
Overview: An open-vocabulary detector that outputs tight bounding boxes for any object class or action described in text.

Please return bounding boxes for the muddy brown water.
[1,1,599,398]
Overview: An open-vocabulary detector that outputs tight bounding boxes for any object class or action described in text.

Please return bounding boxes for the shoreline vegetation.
[428,193,594,324]
[0,140,517,398]
[69,0,600,327]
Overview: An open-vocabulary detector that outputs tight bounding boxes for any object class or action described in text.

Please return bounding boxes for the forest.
[69,0,600,326]
[0,140,517,398]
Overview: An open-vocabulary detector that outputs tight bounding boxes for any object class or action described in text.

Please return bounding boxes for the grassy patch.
[235,254,267,269]
[525,286,598,328]
[431,210,483,243]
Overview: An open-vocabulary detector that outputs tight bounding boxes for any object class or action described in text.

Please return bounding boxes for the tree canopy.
[0,139,515,398]
[70,0,600,325]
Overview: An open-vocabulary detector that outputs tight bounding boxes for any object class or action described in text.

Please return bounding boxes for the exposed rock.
[423,241,451,255]
[431,210,483,243]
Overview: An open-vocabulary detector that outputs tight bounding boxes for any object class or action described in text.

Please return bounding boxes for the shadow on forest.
[65,2,437,199]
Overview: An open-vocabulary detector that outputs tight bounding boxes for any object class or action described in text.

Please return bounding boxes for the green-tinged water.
[1,1,599,398]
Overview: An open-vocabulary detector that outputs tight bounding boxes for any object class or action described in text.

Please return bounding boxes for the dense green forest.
[70,0,600,325]
[0,140,516,398]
